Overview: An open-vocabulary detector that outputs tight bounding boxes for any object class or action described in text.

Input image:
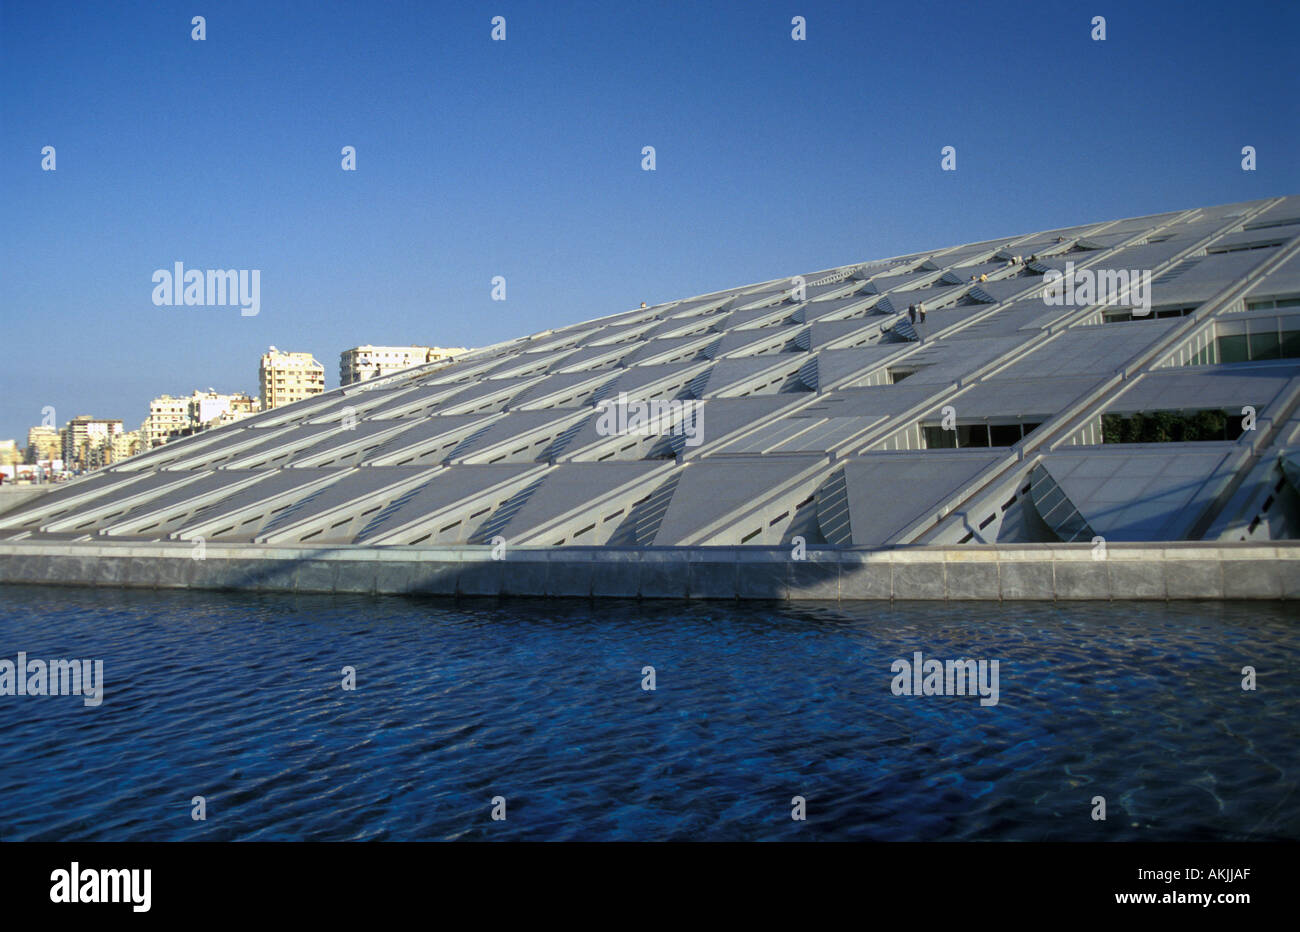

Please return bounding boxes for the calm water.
[0,585,1295,841]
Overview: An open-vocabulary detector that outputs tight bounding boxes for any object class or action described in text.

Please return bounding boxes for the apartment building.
[189,390,258,429]
[260,347,326,410]
[107,429,143,465]
[339,344,466,386]
[142,395,190,448]
[62,416,123,470]
[25,425,60,463]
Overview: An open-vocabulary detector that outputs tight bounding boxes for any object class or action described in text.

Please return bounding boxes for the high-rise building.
[25,425,60,463]
[259,347,325,410]
[339,345,466,386]
[61,416,123,471]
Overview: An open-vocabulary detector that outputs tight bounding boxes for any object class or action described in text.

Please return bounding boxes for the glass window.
[923,426,956,449]
[1218,334,1249,363]
[1249,331,1281,360]
[989,423,1022,446]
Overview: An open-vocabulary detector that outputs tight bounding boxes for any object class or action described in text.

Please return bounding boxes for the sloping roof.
[6,196,1298,551]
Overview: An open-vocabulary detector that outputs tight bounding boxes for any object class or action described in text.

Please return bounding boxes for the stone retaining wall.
[0,540,1295,600]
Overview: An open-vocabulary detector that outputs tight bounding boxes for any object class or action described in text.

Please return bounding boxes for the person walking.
[917,301,926,324]
[908,304,917,325]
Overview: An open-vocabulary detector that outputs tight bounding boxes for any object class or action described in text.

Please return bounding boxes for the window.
[1246,296,1300,311]
[923,426,956,449]
[1105,305,1195,323]
[923,421,1040,449]
[1249,331,1282,360]
[989,423,1023,446]
[1243,218,1300,231]
[1216,326,1300,363]
[1207,239,1284,254]
[1101,410,1245,443]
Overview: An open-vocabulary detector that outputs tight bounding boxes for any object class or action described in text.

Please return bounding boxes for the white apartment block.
[189,390,257,428]
[339,344,466,386]
[142,395,190,448]
[260,347,325,410]
[141,390,258,448]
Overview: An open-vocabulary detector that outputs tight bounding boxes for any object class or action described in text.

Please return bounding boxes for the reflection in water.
[0,586,1295,841]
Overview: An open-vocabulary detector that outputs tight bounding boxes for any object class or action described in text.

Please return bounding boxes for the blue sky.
[2,0,1297,442]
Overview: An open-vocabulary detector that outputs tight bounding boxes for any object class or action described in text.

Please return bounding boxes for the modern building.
[0,440,20,468]
[340,345,466,386]
[260,347,325,410]
[2,197,1298,598]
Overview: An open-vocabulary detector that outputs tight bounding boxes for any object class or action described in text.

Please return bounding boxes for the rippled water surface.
[0,585,1296,841]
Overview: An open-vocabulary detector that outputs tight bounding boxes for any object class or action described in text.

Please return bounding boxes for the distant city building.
[260,347,325,410]
[206,392,258,428]
[339,344,466,386]
[0,440,21,468]
[189,389,258,429]
[25,426,60,464]
[61,416,123,471]
[142,395,190,448]
[142,389,259,448]
[108,429,143,465]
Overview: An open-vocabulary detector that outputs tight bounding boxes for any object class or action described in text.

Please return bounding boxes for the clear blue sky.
[2,0,1297,442]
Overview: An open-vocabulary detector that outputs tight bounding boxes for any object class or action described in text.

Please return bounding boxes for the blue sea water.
[0,585,1295,841]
